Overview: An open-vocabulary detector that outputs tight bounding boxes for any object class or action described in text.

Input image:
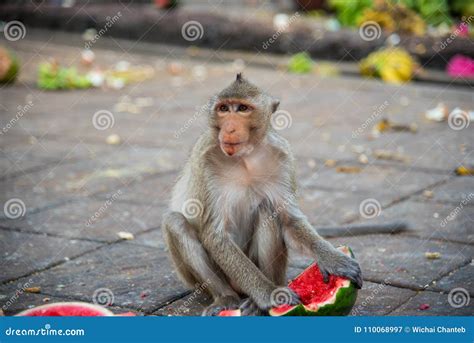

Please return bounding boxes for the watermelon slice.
[218,246,358,316]
[15,302,114,317]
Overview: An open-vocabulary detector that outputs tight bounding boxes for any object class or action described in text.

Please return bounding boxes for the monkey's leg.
[162,212,240,315]
[241,207,292,316]
[250,209,287,285]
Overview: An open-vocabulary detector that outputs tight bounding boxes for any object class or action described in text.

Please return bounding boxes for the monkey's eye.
[238,104,248,112]
[219,104,229,112]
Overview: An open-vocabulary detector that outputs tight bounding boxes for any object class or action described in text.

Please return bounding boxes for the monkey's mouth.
[220,141,246,156]
[222,141,244,147]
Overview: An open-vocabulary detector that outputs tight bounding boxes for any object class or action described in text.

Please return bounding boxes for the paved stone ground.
[0,30,473,317]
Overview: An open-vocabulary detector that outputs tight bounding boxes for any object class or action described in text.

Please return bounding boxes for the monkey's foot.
[239,298,267,316]
[202,295,241,316]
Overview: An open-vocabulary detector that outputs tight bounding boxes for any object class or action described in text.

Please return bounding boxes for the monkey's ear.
[236,73,243,82]
[271,99,280,113]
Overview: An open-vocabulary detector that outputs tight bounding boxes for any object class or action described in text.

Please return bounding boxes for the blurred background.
[0,0,473,317]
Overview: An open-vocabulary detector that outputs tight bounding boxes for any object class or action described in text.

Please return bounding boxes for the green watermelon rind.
[269,246,358,317]
[0,49,19,84]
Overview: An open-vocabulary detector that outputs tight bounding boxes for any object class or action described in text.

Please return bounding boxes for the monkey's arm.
[201,227,295,309]
[285,207,363,288]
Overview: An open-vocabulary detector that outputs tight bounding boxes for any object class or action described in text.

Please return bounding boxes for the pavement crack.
[0,242,114,287]
[148,290,193,314]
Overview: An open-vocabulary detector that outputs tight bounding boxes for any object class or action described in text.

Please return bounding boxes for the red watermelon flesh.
[218,309,241,317]
[16,302,114,317]
[272,264,347,314]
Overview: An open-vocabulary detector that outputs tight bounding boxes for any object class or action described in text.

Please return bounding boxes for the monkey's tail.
[315,221,408,238]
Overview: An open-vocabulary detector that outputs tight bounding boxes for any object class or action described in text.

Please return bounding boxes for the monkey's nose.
[226,127,236,134]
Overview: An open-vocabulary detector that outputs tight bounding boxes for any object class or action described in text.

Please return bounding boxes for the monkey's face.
[213,99,262,157]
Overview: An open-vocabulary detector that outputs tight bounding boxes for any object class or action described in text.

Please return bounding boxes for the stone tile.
[0,152,50,180]
[0,200,165,242]
[299,163,448,197]
[0,146,179,215]
[323,235,472,290]
[54,114,206,151]
[5,242,187,313]
[0,229,101,283]
[154,290,210,316]
[391,291,474,316]
[94,172,178,206]
[0,138,117,180]
[355,200,474,244]
[375,129,474,172]
[415,177,474,205]
[298,188,395,226]
[130,229,166,250]
[291,124,473,173]
[351,282,415,316]
[429,263,474,296]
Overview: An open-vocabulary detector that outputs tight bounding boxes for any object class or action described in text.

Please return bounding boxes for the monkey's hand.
[240,287,300,315]
[314,241,363,289]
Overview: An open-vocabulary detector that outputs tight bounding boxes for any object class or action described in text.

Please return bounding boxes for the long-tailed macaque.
[163,74,363,316]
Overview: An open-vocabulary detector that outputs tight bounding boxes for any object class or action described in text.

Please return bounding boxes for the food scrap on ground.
[424,252,441,260]
[455,165,474,176]
[38,60,92,90]
[422,190,434,198]
[24,287,41,294]
[419,303,430,310]
[425,102,448,122]
[373,149,409,163]
[114,96,154,114]
[335,166,362,174]
[37,57,155,91]
[106,134,121,145]
[358,154,369,164]
[117,231,135,240]
[372,118,417,135]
